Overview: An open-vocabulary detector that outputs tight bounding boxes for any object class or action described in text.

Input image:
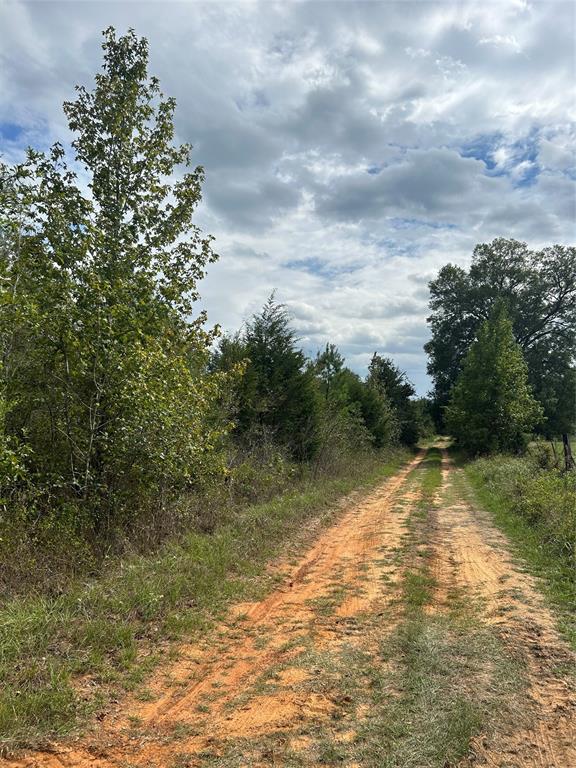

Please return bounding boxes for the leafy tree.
[367,354,418,445]
[524,344,576,440]
[312,345,398,448]
[426,238,576,435]
[0,28,228,522]
[445,304,543,454]
[411,398,435,439]
[309,346,373,469]
[210,333,248,375]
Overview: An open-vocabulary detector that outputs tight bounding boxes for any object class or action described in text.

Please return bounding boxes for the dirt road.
[7,447,575,767]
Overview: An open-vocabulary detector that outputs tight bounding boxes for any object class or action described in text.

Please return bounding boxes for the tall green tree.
[340,368,398,448]
[314,343,345,402]
[0,28,228,521]
[426,238,576,434]
[312,345,398,448]
[0,164,31,498]
[214,298,321,461]
[445,304,543,454]
[367,354,417,445]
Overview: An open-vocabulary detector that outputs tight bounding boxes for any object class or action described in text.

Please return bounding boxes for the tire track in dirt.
[432,450,575,768]
[6,452,426,768]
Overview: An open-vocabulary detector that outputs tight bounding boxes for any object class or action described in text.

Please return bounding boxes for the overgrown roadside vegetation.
[464,448,576,647]
[0,28,436,756]
[0,448,410,755]
[0,28,433,599]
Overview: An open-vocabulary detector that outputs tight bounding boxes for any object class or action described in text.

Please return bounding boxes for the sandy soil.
[432,451,575,768]
[5,447,575,768]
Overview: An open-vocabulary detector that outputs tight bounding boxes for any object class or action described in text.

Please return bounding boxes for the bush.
[470,454,575,559]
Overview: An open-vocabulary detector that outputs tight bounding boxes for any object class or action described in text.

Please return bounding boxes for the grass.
[0,448,411,754]
[366,613,522,768]
[463,455,576,648]
[374,448,520,766]
[350,448,524,767]
[416,445,442,498]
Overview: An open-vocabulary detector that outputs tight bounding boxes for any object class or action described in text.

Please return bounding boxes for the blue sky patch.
[390,217,457,231]
[0,122,24,142]
[460,128,541,187]
[284,256,358,279]
[460,132,503,171]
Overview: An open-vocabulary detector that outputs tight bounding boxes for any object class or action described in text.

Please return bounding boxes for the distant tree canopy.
[212,298,321,461]
[314,346,398,449]
[425,238,576,436]
[211,302,428,462]
[446,304,543,454]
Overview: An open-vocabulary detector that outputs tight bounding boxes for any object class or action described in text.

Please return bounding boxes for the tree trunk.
[562,433,575,471]
[549,440,559,469]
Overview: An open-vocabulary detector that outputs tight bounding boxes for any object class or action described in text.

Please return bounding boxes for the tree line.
[211,296,431,463]
[0,28,429,559]
[425,238,576,462]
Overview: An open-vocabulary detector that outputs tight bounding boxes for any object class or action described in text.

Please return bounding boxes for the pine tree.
[446,303,543,453]
[230,297,321,461]
[367,354,416,445]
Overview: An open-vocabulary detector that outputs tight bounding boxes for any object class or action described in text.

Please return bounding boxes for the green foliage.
[336,367,397,448]
[367,353,419,445]
[0,25,421,600]
[446,304,543,453]
[312,343,399,449]
[0,29,229,528]
[470,454,575,560]
[212,297,321,461]
[426,238,576,434]
[411,397,436,440]
[466,453,575,644]
[211,306,419,464]
[525,350,576,439]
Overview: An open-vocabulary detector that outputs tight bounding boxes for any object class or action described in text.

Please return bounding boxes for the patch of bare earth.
[5,454,425,768]
[433,450,575,768]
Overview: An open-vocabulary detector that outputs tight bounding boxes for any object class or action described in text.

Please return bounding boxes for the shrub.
[471,454,575,559]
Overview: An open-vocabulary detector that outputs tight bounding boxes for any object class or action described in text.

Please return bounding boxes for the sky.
[1,0,575,394]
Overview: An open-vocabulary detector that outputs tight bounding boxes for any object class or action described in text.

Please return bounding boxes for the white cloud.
[478,34,522,53]
[0,0,574,395]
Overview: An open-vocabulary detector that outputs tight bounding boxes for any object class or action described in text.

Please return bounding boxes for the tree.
[342,369,398,447]
[215,297,321,461]
[411,398,435,439]
[445,304,543,454]
[0,28,228,523]
[314,343,345,401]
[426,238,576,435]
[367,354,418,445]
[311,345,398,448]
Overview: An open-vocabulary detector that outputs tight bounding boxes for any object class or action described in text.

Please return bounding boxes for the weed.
[464,454,576,647]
